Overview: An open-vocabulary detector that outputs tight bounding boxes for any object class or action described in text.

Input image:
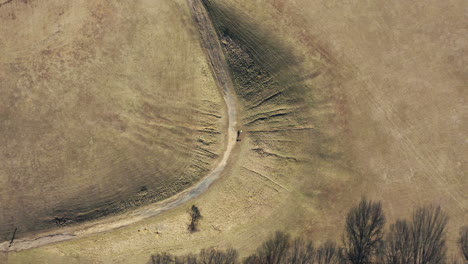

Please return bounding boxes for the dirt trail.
[0,0,238,252]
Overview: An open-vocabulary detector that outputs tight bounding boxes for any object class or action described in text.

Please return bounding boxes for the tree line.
[151,198,468,264]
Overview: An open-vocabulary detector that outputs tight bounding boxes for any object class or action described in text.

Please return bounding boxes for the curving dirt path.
[0,0,238,252]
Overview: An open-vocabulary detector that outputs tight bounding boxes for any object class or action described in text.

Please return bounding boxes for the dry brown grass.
[1,0,466,263]
[0,0,225,240]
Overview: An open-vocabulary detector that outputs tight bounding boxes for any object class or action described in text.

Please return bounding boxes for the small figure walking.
[236,130,243,141]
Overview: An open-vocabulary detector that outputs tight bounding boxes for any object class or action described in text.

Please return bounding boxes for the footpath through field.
[0,0,238,251]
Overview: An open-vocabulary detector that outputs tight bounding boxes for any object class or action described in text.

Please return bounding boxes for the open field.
[0,0,238,251]
[1,0,467,263]
[0,0,225,241]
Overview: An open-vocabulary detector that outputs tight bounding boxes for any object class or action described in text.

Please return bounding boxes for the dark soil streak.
[246,112,290,125]
[251,148,298,162]
[0,0,15,8]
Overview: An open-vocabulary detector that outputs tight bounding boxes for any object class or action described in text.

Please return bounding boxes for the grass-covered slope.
[0,0,225,240]
[2,0,466,262]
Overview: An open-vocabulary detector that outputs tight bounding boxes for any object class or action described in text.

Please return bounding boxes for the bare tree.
[199,248,218,264]
[383,220,413,264]
[315,241,342,264]
[343,198,385,264]
[152,253,175,264]
[411,205,448,264]
[188,205,202,232]
[153,248,236,264]
[224,248,240,264]
[289,237,315,264]
[243,255,261,264]
[199,247,239,264]
[459,226,468,261]
[175,253,198,264]
[256,231,291,264]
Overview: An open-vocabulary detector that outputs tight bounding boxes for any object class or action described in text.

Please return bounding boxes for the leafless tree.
[150,203,455,264]
[175,253,198,264]
[459,226,468,261]
[343,198,385,264]
[315,241,342,264]
[411,205,448,264]
[224,248,240,264]
[188,205,202,232]
[199,248,219,264]
[289,237,315,264]
[153,248,236,264]
[383,220,413,264]
[199,247,239,264]
[152,253,175,264]
[243,255,261,264]
[382,205,449,264]
[256,231,291,264]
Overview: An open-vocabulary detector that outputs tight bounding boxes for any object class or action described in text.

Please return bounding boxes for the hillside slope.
[0,0,225,241]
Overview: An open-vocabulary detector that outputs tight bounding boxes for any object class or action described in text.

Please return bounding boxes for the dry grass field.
[1,0,467,263]
[0,0,225,241]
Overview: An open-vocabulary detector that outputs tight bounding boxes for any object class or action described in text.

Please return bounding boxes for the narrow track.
[0,0,238,251]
